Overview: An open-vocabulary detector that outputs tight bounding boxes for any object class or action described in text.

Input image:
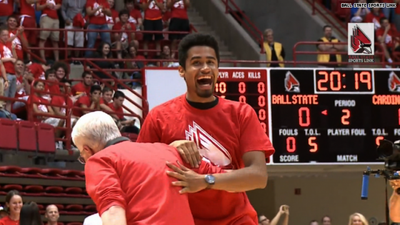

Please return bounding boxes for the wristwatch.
[204,174,215,189]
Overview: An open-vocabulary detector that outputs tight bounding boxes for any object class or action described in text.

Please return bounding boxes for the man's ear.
[178,66,185,78]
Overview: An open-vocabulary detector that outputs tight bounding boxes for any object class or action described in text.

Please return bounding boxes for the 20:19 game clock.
[269,68,400,164]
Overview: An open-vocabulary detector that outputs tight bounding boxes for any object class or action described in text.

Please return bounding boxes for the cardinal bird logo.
[351,25,372,54]
[388,72,400,92]
[284,71,300,93]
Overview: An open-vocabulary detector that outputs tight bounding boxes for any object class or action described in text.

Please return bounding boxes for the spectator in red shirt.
[105,0,119,29]
[0,57,7,109]
[140,0,165,57]
[0,27,17,112]
[108,91,138,134]
[85,0,112,58]
[52,61,69,80]
[37,0,61,62]
[0,190,22,225]
[7,16,29,61]
[43,69,60,98]
[137,33,274,225]
[167,0,190,58]
[27,63,49,81]
[19,0,38,46]
[125,0,143,30]
[365,0,385,30]
[71,111,196,225]
[0,0,14,26]
[72,71,93,96]
[12,60,29,111]
[72,85,101,117]
[30,80,58,125]
[377,17,400,65]
[113,9,138,59]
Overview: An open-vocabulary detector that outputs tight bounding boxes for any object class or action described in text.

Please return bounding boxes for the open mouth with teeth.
[196,76,213,88]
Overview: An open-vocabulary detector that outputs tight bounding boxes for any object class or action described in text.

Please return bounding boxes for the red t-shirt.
[364,12,384,29]
[0,0,14,17]
[376,26,398,48]
[20,0,35,16]
[51,95,73,114]
[112,21,137,43]
[41,0,60,19]
[137,95,275,225]
[72,82,91,96]
[129,9,142,25]
[15,75,27,98]
[27,63,45,80]
[105,9,118,25]
[170,0,188,19]
[0,41,15,74]
[9,29,27,60]
[0,216,19,225]
[86,0,110,25]
[45,80,60,96]
[107,102,124,119]
[141,0,163,20]
[72,95,97,117]
[85,142,195,224]
[30,94,50,122]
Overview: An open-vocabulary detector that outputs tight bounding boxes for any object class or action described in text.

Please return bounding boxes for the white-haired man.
[71,111,198,225]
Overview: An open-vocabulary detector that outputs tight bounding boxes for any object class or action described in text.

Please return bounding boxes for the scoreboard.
[214,68,400,164]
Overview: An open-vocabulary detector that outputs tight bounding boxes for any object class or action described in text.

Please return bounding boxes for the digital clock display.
[269,68,400,163]
[214,69,268,134]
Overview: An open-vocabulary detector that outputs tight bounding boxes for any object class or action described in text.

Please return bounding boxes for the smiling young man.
[137,33,275,225]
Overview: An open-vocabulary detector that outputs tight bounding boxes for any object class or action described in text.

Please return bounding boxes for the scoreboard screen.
[215,68,400,164]
[270,68,400,163]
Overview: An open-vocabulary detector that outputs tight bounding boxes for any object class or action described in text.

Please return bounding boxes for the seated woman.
[91,42,117,84]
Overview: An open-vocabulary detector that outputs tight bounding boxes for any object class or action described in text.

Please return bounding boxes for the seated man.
[72,71,93,96]
[43,69,60,100]
[108,90,138,134]
[72,85,101,117]
[30,80,60,127]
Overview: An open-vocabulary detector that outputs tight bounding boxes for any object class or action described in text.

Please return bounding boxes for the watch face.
[206,175,215,184]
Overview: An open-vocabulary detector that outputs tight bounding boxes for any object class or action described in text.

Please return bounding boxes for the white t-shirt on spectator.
[83,213,102,225]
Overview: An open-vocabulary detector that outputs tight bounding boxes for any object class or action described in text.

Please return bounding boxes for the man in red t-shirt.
[112,9,138,59]
[27,63,49,81]
[30,80,57,124]
[0,0,14,25]
[37,0,61,62]
[137,33,275,225]
[19,0,38,46]
[44,69,60,99]
[377,17,399,64]
[72,85,101,117]
[72,71,93,96]
[125,0,143,31]
[167,0,190,58]
[364,1,384,30]
[140,0,164,57]
[107,91,138,133]
[12,60,29,111]
[7,16,29,61]
[105,0,119,28]
[0,27,17,112]
[85,0,112,57]
[71,111,196,225]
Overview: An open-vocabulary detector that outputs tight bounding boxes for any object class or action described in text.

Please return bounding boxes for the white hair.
[71,111,121,147]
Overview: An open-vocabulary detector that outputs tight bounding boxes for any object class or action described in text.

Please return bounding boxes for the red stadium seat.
[66,223,82,225]
[17,121,37,151]
[84,205,96,211]
[36,123,56,153]
[3,184,23,191]
[61,170,85,180]
[20,167,42,175]
[0,119,17,150]
[37,204,44,210]
[40,168,63,177]
[65,187,83,194]
[66,204,83,211]
[0,166,22,178]
[45,186,64,193]
[24,185,44,193]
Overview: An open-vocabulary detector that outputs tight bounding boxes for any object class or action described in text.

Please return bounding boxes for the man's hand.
[391,180,400,194]
[169,140,202,168]
[166,161,208,194]
[279,205,289,215]
[65,19,72,26]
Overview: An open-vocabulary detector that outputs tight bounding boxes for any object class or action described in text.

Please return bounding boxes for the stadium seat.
[36,123,56,153]
[65,187,83,194]
[24,185,44,193]
[61,170,85,180]
[66,204,83,211]
[84,205,96,212]
[45,186,64,193]
[40,168,63,177]
[20,167,42,177]
[66,223,82,225]
[3,184,23,191]
[0,119,18,150]
[17,121,37,151]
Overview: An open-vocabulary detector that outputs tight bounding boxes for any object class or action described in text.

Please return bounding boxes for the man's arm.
[85,155,127,225]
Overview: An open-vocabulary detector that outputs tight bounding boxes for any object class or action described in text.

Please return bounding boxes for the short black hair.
[119,9,129,18]
[178,33,220,69]
[380,17,388,24]
[113,90,125,99]
[323,25,331,31]
[59,78,71,87]
[33,80,44,87]
[81,71,92,78]
[102,87,113,94]
[90,85,102,94]
[52,61,69,75]
[45,69,55,79]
